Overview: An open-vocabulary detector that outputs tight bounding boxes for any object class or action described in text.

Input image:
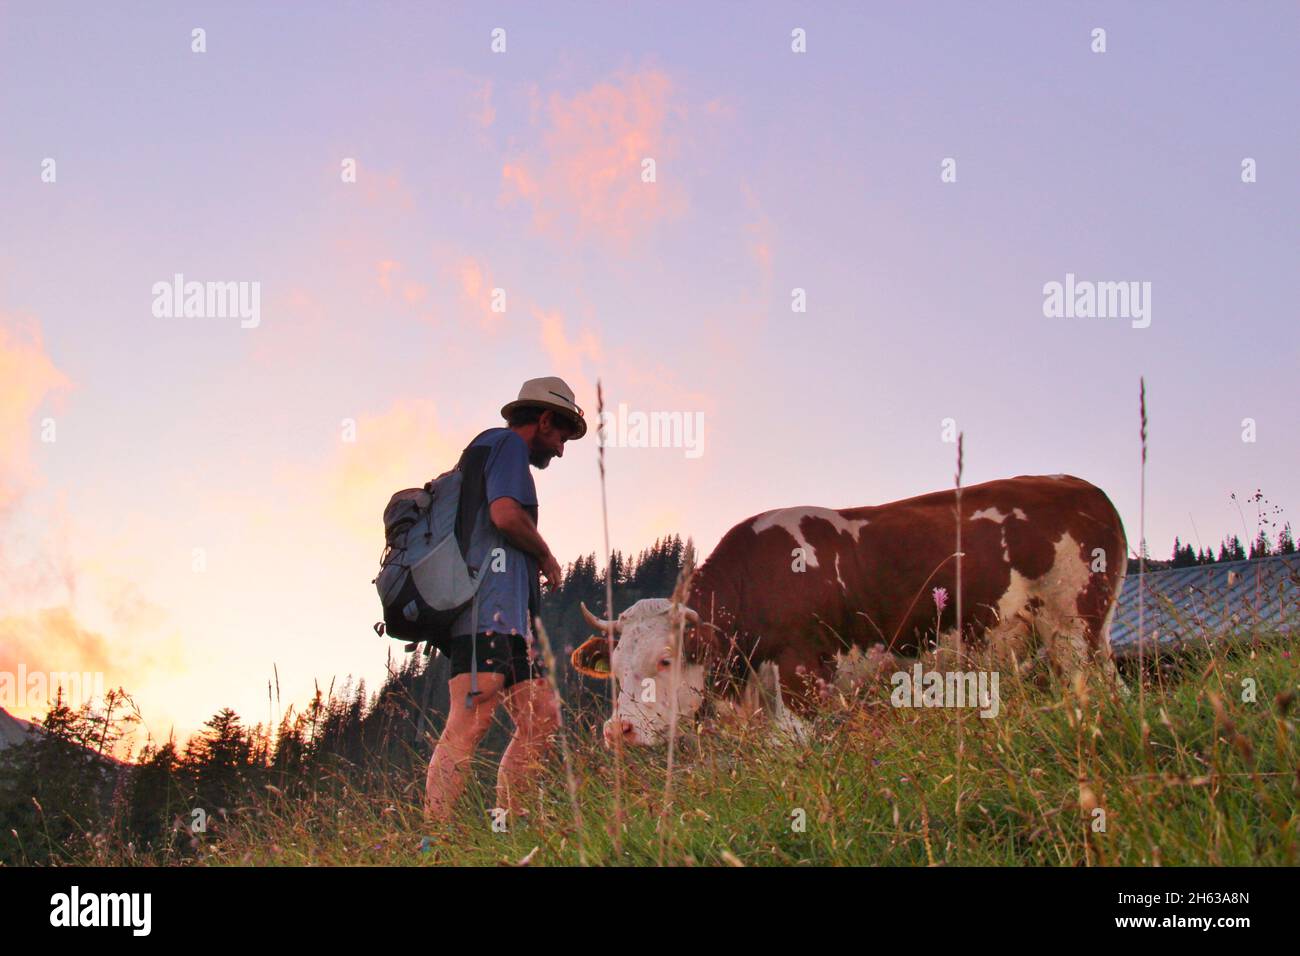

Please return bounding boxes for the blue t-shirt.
[451,428,539,638]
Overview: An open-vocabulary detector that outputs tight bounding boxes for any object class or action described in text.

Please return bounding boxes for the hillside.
[0,708,41,750]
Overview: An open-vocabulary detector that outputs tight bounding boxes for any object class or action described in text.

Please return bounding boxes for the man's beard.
[529,448,555,469]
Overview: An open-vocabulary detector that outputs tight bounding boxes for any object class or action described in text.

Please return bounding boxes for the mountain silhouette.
[0,707,42,749]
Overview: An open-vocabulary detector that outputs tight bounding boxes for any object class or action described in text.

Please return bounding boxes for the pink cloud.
[326,399,459,539]
[402,281,429,305]
[361,167,415,212]
[0,318,181,728]
[0,316,70,512]
[527,303,717,436]
[376,260,401,296]
[454,256,505,331]
[374,252,505,331]
[534,307,603,404]
[0,608,114,717]
[500,69,689,244]
[472,78,496,128]
[741,182,775,296]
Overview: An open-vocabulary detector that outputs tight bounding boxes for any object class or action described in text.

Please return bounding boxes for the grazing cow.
[572,475,1127,745]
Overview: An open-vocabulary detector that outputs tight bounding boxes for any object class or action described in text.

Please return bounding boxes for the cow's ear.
[571,636,614,679]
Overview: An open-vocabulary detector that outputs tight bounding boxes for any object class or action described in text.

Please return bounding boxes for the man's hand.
[540,551,563,590]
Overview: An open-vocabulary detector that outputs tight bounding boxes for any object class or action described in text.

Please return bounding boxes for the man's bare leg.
[424,672,506,825]
[495,677,560,818]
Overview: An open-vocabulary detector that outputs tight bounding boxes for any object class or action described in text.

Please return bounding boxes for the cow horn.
[678,605,722,633]
[580,601,621,635]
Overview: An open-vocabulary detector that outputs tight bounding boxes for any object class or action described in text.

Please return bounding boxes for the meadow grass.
[200,633,1297,867]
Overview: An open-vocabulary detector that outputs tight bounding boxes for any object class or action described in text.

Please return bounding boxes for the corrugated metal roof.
[1109,552,1300,656]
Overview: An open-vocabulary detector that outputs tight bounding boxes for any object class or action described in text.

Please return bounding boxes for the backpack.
[372,435,496,655]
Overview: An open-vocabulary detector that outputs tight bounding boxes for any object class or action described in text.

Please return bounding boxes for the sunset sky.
[2,2,1296,745]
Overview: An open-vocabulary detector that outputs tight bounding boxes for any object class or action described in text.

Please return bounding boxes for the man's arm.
[489,497,563,588]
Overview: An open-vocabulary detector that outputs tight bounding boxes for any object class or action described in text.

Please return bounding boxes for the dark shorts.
[447,632,546,690]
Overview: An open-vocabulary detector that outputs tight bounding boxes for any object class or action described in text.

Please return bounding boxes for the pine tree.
[1219,535,1247,562]
[126,737,186,853]
[1250,529,1271,560]
[1171,538,1198,568]
[184,707,256,826]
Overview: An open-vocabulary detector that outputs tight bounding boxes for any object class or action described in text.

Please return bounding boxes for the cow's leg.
[972,607,1037,678]
[830,642,903,692]
[707,661,811,743]
[1033,575,1112,683]
[748,662,811,743]
[981,584,1087,684]
[1093,596,1128,693]
[1042,613,1126,697]
[1042,617,1092,678]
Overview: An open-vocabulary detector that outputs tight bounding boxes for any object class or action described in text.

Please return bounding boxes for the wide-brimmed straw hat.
[500,376,587,439]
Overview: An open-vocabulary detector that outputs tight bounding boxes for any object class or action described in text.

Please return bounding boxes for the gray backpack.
[373,471,479,649]
[373,434,497,655]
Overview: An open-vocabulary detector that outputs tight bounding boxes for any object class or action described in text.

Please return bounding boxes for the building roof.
[1109,552,1300,656]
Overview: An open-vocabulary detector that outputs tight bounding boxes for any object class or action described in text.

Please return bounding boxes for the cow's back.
[689,475,1127,691]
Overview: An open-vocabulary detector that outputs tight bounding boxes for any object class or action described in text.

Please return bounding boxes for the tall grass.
[145,630,1297,868]
[593,379,623,855]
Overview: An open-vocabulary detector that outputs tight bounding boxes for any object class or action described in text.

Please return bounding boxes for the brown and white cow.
[572,474,1127,745]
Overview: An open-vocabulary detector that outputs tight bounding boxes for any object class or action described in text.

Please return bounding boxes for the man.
[424,376,586,828]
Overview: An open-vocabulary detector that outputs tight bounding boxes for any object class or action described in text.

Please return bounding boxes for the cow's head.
[571,597,716,746]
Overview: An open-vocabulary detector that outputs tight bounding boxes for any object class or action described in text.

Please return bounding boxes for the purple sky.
[1,1,1296,741]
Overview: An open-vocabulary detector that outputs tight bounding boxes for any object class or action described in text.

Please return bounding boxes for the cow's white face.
[571,598,708,746]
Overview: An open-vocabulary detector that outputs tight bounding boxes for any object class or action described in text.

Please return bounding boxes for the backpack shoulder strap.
[454,430,500,560]
[452,429,513,708]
